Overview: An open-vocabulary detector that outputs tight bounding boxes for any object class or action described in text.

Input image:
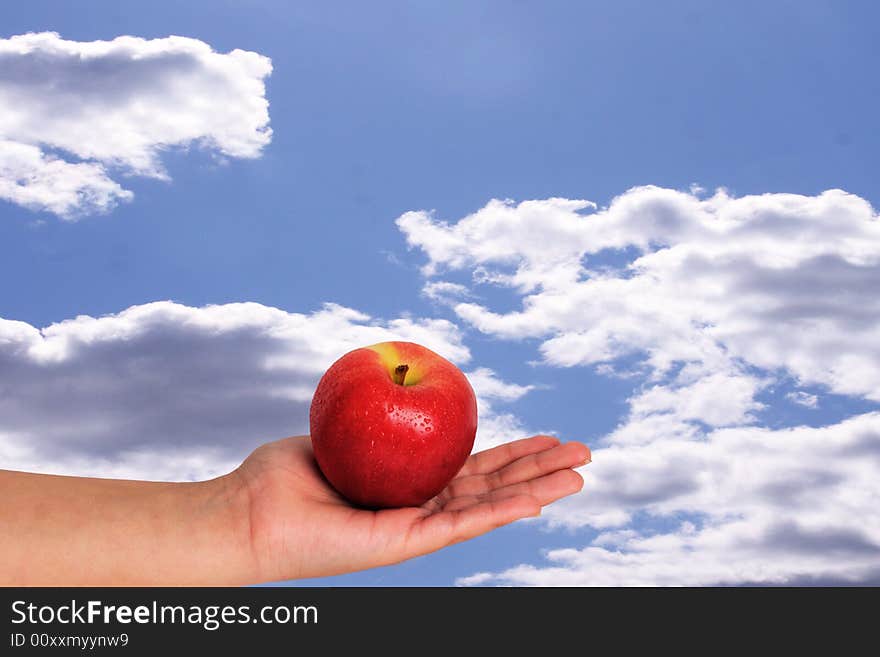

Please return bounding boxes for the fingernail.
[580,446,592,466]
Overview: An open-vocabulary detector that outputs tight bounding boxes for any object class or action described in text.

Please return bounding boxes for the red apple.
[309,341,478,508]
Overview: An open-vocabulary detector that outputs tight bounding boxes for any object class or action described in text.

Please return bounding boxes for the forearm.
[0,469,257,585]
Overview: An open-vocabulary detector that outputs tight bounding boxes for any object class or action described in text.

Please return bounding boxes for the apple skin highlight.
[310,341,478,508]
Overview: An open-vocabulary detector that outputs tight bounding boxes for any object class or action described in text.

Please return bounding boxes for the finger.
[403,495,541,557]
[443,468,584,511]
[449,441,590,498]
[487,441,590,489]
[457,435,560,478]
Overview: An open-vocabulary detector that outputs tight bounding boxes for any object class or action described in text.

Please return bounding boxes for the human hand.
[234,434,591,582]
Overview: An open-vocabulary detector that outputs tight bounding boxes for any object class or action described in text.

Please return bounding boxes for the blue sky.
[1,2,879,585]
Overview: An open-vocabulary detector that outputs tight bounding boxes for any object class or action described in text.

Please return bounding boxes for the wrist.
[191,468,262,585]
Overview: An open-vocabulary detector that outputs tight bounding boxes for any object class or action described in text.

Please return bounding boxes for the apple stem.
[393,364,409,386]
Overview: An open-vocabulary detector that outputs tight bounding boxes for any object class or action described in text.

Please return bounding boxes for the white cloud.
[787,391,819,409]
[422,281,474,304]
[400,186,880,585]
[0,140,132,217]
[399,187,880,405]
[460,413,880,586]
[466,367,538,450]
[0,300,538,483]
[397,197,600,293]
[467,367,535,403]
[0,32,272,218]
[629,371,766,427]
[472,412,537,453]
[0,301,468,481]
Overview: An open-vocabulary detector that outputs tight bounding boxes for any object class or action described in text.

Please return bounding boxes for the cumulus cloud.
[0,32,272,218]
[0,140,132,217]
[400,186,880,585]
[628,371,767,429]
[422,281,474,305]
[460,413,880,586]
[467,367,535,403]
[399,187,880,408]
[466,367,538,450]
[787,391,819,409]
[0,300,538,483]
[0,301,468,481]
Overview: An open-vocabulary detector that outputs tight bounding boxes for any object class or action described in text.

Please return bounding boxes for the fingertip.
[569,442,591,466]
[548,467,584,497]
[550,441,591,468]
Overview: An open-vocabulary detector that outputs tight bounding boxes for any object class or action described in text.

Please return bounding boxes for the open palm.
[236,434,591,582]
